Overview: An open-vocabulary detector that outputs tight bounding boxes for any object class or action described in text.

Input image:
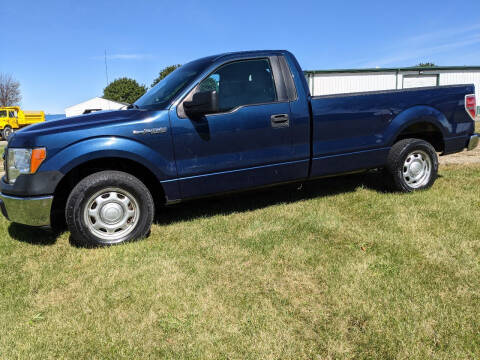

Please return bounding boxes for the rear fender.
[385,105,451,146]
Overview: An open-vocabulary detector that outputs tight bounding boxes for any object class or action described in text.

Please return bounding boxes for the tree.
[199,77,218,92]
[151,64,181,87]
[417,62,436,67]
[0,73,21,107]
[103,78,147,104]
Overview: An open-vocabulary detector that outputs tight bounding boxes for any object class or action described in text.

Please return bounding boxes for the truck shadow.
[7,170,406,246]
[155,170,391,226]
[8,224,60,246]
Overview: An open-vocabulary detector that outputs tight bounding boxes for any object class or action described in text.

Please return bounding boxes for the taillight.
[465,94,476,120]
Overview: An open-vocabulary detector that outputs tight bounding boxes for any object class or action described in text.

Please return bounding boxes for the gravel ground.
[439,146,480,165]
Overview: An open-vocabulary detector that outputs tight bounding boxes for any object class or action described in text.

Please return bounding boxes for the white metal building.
[304,66,480,117]
[65,97,128,117]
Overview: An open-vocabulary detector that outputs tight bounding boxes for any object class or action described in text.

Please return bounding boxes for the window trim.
[278,56,298,101]
[177,56,285,118]
[206,99,291,117]
[270,56,289,101]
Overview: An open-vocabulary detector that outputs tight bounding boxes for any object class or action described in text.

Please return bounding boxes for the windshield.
[134,57,213,110]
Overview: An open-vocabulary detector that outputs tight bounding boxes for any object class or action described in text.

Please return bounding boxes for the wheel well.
[51,157,165,229]
[394,122,444,152]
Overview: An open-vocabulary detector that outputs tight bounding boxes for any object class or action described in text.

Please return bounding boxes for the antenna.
[104,49,109,86]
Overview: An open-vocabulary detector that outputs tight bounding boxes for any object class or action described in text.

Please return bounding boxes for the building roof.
[65,97,128,111]
[304,66,480,74]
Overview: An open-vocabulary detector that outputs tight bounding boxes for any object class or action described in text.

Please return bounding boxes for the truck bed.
[18,111,45,125]
[308,84,475,177]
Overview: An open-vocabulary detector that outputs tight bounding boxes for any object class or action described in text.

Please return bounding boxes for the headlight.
[7,148,46,184]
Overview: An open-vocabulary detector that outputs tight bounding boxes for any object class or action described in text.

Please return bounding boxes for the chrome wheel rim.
[84,187,139,242]
[402,150,432,189]
[4,128,12,138]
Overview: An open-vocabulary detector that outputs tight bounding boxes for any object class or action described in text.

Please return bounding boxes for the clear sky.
[2,0,480,113]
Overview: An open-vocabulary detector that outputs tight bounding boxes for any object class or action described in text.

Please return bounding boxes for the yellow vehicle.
[0,106,45,140]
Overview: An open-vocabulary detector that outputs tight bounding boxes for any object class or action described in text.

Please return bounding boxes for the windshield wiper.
[126,104,140,109]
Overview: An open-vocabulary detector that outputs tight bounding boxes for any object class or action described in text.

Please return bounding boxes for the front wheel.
[2,126,13,140]
[66,170,154,247]
[385,138,438,192]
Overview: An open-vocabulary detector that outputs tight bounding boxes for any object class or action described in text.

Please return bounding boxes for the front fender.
[40,136,177,181]
[384,105,452,146]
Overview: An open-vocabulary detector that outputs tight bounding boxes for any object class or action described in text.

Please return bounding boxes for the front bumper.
[0,193,53,226]
[467,133,479,151]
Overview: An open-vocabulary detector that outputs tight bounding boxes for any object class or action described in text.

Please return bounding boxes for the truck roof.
[194,50,289,64]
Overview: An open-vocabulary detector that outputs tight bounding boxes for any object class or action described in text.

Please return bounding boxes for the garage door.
[402,75,438,89]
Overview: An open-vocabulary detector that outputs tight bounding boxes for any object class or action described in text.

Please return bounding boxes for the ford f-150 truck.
[0,50,478,246]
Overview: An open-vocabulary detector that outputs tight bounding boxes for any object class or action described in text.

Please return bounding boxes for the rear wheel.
[66,170,154,247]
[2,126,13,140]
[385,138,438,192]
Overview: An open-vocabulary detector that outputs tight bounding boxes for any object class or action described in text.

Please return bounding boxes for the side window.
[8,111,16,118]
[0,110,6,118]
[198,58,277,113]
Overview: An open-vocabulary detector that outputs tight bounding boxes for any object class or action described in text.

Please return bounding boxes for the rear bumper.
[467,133,479,151]
[0,193,53,226]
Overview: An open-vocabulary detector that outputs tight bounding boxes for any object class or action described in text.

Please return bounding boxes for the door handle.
[271,114,289,128]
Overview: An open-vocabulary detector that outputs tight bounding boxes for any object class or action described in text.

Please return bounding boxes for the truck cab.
[0,107,18,139]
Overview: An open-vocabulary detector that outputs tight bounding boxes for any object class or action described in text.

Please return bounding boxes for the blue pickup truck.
[1,50,478,246]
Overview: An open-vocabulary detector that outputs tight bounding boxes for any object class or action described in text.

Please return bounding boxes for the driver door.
[170,57,305,199]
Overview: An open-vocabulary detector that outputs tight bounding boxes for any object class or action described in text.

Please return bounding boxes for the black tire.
[66,170,154,247]
[2,126,13,140]
[385,138,438,192]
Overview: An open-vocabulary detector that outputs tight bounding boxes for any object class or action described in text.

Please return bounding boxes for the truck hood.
[13,110,145,136]
[7,109,170,152]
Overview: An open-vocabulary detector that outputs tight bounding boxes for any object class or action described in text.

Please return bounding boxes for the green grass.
[1,165,480,359]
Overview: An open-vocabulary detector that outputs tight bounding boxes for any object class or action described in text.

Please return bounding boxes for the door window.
[198,58,277,113]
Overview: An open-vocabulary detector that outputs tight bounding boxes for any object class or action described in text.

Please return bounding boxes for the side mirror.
[184,91,219,118]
